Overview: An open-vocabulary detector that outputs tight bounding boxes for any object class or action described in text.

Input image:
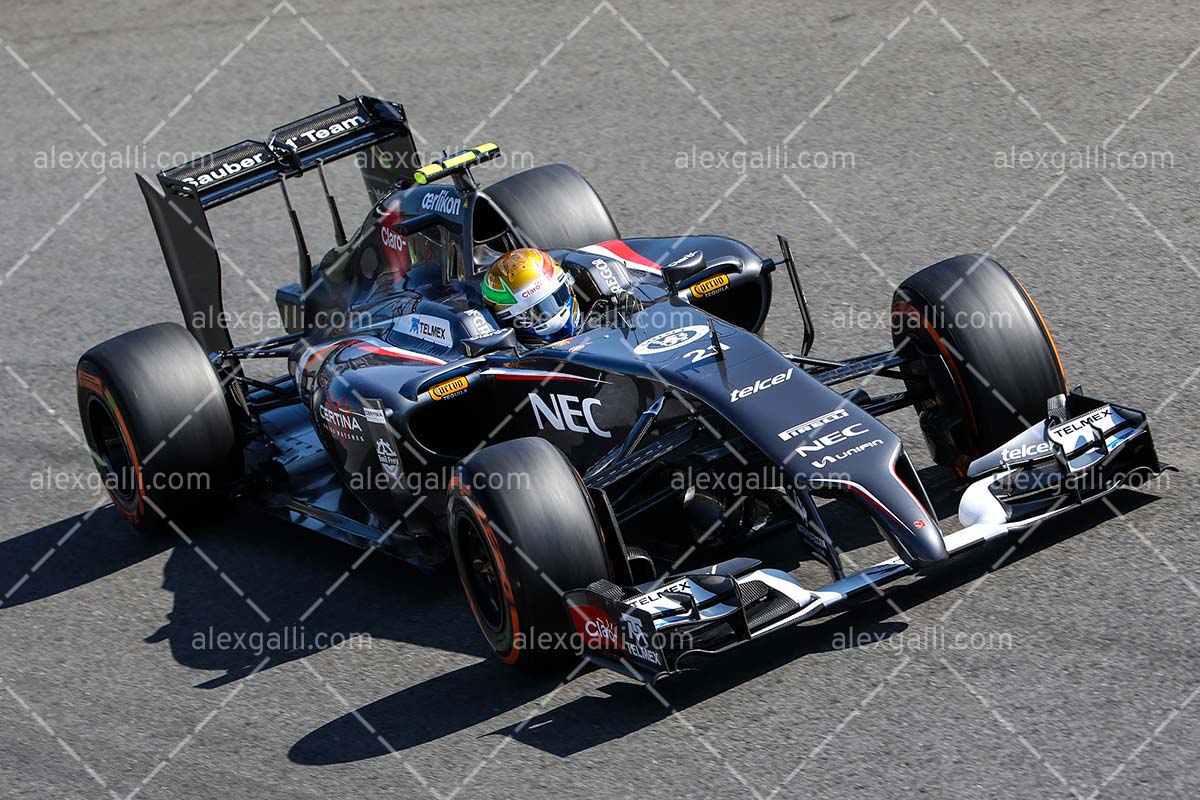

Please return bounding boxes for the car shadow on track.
[289,485,1159,764]
[0,501,489,690]
[0,505,173,609]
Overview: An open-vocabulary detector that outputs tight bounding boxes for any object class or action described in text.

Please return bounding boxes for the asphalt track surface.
[2,1,1199,798]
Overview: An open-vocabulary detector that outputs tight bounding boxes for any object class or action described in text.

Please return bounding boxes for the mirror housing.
[661,249,707,292]
[462,327,518,357]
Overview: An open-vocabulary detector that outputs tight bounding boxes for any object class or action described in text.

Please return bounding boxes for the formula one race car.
[78,96,1168,679]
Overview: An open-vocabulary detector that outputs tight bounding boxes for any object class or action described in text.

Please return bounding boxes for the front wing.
[565,392,1169,682]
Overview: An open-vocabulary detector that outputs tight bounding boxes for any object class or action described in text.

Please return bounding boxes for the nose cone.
[895,518,949,567]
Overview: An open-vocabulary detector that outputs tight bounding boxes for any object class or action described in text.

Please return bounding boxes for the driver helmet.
[482,248,580,343]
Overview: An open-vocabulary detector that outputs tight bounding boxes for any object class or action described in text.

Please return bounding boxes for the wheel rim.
[457,517,505,631]
[86,395,138,506]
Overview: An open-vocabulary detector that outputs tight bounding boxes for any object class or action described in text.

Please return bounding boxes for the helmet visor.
[513,284,573,331]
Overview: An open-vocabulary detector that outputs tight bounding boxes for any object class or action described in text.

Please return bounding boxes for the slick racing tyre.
[448,437,611,669]
[892,254,1067,474]
[77,322,237,533]
[480,164,620,250]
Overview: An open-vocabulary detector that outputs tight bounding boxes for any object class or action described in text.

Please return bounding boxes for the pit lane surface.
[2,1,1199,798]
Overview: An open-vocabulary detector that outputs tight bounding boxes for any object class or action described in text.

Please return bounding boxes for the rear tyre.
[448,437,611,669]
[892,254,1067,474]
[77,322,237,533]
[481,164,619,250]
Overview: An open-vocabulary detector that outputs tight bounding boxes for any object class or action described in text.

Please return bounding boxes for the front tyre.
[892,254,1067,474]
[448,437,611,668]
[77,322,237,533]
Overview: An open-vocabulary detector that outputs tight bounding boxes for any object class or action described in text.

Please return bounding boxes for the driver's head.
[482,248,579,343]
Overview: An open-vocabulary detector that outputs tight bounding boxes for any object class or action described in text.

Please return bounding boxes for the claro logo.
[793,422,871,457]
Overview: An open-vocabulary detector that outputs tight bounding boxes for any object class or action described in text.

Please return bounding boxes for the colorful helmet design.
[482,248,580,343]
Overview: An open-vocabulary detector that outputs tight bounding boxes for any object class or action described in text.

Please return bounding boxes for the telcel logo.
[793,422,871,457]
[1002,441,1053,462]
[730,368,793,403]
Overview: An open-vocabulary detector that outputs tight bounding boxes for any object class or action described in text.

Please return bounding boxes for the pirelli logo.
[77,370,104,394]
[691,273,730,298]
[430,376,470,400]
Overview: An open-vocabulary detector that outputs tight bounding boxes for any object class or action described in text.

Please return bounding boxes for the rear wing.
[138,95,418,354]
[158,95,417,208]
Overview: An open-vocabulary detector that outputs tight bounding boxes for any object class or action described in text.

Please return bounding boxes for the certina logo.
[779,408,850,441]
[421,189,462,216]
[809,438,884,468]
[1002,441,1053,462]
[277,114,364,149]
[793,422,872,458]
[529,393,611,438]
[633,325,709,355]
[730,368,792,403]
[380,226,405,254]
[182,152,268,187]
[319,401,364,442]
[399,314,452,347]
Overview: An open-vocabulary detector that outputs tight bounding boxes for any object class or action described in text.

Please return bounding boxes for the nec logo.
[529,393,611,438]
[793,422,871,457]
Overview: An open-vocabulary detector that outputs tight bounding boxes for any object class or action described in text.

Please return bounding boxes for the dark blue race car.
[77,96,1168,680]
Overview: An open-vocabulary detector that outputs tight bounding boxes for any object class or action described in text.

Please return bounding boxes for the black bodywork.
[138,96,1166,681]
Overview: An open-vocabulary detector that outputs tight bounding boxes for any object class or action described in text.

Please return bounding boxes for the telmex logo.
[691,273,730,298]
[793,422,871,457]
[430,376,469,400]
[778,408,849,441]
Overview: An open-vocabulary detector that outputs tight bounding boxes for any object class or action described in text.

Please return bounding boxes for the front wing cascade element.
[566,392,1170,682]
